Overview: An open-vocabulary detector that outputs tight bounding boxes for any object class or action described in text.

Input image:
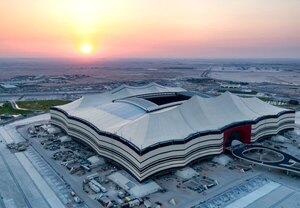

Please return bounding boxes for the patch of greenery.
[0,102,31,115]
[16,100,70,111]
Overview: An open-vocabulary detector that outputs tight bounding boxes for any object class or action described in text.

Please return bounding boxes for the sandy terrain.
[209,71,300,85]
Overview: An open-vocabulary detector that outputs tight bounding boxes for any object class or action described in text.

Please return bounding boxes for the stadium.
[50,83,295,181]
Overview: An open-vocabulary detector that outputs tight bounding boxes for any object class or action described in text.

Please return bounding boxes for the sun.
[80,43,93,54]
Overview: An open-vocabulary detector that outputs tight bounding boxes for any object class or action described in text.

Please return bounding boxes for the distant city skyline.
[0,0,299,59]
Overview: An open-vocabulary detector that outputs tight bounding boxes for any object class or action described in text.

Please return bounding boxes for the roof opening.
[144,94,190,105]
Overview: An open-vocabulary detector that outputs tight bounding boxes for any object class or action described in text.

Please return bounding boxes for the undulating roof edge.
[50,106,294,155]
[50,84,295,154]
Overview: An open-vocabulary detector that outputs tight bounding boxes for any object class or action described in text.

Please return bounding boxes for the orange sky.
[0,0,299,58]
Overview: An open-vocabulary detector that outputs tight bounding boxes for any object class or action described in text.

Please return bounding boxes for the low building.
[0,83,17,89]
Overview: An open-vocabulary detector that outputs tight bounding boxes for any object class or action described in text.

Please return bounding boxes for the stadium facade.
[50,83,295,181]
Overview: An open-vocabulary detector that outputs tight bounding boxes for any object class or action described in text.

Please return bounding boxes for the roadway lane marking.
[0,147,32,208]
[268,192,295,208]
[225,182,280,208]
[15,152,65,208]
[0,127,14,144]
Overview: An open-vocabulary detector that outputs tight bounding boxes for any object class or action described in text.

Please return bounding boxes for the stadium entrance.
[223,125,252,148]
[224,132,242,147]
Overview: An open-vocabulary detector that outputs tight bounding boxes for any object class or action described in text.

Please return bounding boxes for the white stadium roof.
[54,83,289,149]
[58,82,185,112]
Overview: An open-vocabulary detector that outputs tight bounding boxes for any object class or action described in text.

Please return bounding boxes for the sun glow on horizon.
[66,0,122,57]
[80,43,93,54]
[0,0,299,58]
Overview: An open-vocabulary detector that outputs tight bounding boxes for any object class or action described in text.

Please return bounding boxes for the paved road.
[0,143,51,208]
[200,68,212,78]
[231,144,300,174]
[9,101,19,110]
[0,145,33,208]
[9,100,27,111]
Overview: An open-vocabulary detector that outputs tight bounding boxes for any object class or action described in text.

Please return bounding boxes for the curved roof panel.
[59,82,185,112]
[115,97,158,112]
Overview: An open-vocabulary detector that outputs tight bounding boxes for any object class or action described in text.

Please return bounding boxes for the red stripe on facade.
[223,125,252,147]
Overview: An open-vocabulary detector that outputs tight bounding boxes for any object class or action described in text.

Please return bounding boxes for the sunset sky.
[0,0,299,59]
